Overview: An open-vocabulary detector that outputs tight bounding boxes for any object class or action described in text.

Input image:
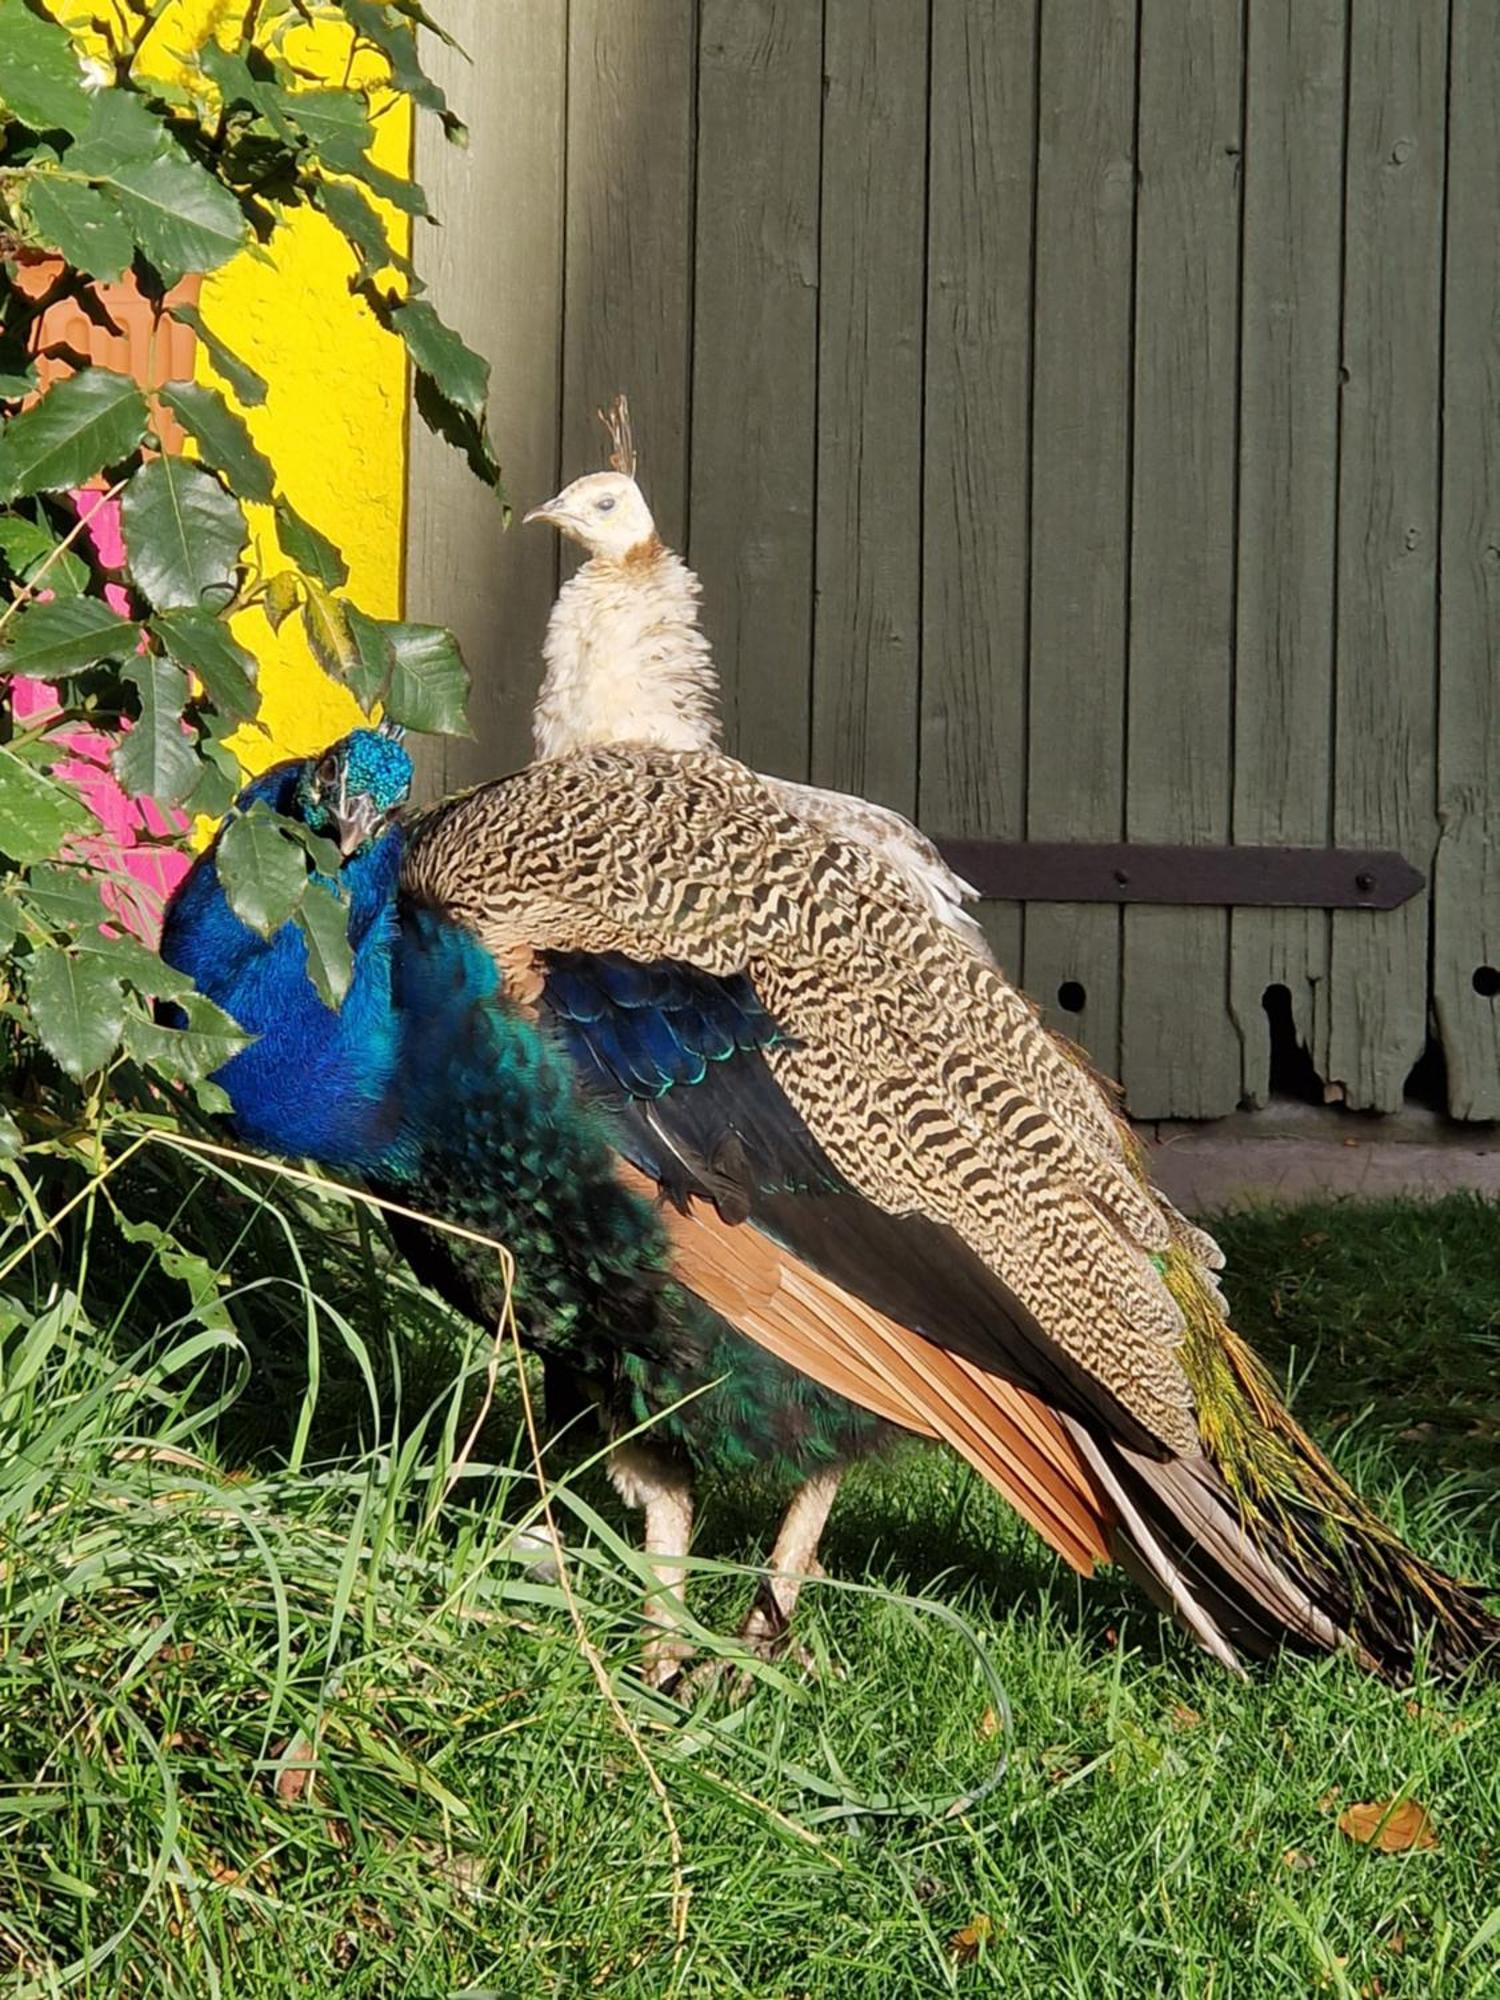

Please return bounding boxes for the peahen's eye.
[596,495,616,513]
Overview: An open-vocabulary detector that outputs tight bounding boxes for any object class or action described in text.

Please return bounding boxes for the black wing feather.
[540,949,1165,1456]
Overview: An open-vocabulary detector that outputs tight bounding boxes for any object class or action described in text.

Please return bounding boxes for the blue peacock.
[160,726,1499,1682]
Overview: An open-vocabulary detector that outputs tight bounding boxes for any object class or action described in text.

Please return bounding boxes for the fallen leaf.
[978,1706,999,1739]
[273,1732,317,1804]
[950,1915,993,1962]
[1282,1847,1316,1870]
[1337,1799,1438,1853]
[1167,1702,1202,1732]
[1317,1786,1340,1813]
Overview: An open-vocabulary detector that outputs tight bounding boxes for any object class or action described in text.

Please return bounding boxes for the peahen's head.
[524,471,658,562]
[293,726,414,858]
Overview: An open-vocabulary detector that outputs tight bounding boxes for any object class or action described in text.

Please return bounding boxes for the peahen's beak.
[522,493,571,531]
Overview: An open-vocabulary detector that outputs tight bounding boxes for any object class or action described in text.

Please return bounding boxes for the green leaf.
[216,804,307,937]
[114,654,199,807]
[151,606,258,721]
[0,0,92,131]
[121,457,246,610]
[18,863,107,932]
[158,383,274,504]
[111,1202,235,1327]
[0,370,148,500]
[121,990,250,1086]
[188,750,236,818]
[360,613,469,735]
[63,88,169,177]
[388,1,464,53]
[0,595,140,678]
[277,87,373,167]
[166,303,267,408]
[22,175,135,283]
[412,367,501,493]
[341,152,430,217]
[75,927,193,997]
[190,706,244,817]
[340,600,390,707]
[341,0,459,128]
[100,142,250,283]
[0,1107,21,1161]
[262,569,301,631]
[24,950,125,1079]
[0,749,90,864]
[299,579,359,682]
[0,514,88,597]
[295,878,354,1007]
[389,296,488,420]
[314,178,412,279]
[273,498,347,586]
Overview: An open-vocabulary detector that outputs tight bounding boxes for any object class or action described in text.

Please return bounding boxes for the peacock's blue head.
[294,725,414,858]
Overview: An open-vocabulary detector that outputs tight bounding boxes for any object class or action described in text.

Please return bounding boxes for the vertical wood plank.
[1023,0,1138,1080]
[1433,0,1500,1117]
[691,0,821,781]
[1120,0,1244,1118]
[562,1,697,549]
[920,0,1037,979]
[404,0,566,796]
[1230,0,1346,1106]
[1328,0,1447,1110]
[811,0,929,819]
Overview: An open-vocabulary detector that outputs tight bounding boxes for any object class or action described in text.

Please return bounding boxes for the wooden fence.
[405,0,1500,1122]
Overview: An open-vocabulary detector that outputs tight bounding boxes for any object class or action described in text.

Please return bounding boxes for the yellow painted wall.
[50,1,413,771]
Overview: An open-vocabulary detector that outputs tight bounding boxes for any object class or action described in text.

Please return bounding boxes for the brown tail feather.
[630,1169,1116,1573]
[629,1171,1499,1678]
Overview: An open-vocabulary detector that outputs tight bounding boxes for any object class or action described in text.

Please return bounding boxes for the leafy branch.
[0,0,484,1102]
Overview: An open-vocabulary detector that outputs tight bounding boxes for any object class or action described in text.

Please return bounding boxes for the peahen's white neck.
[532,542,720,760]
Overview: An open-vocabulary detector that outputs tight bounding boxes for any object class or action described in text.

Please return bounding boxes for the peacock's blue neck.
[162,776,413,1172]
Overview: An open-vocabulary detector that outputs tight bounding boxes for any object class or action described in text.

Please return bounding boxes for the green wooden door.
[406,0,1500,1122]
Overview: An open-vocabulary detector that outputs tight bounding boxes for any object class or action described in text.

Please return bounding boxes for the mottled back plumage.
[407,748,1194,1452]
[404,744,1499,1677]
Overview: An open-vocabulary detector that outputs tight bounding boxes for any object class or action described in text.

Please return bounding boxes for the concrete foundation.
[1138,1102,1500,1214]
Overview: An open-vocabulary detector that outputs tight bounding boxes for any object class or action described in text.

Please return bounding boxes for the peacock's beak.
[334,786,386,858]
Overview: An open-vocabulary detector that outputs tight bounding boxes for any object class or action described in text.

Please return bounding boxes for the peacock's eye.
[596,495,616,513]
[316,756,338,790]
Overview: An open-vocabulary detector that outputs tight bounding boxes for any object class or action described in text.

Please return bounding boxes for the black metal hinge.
[934,842,1425,911]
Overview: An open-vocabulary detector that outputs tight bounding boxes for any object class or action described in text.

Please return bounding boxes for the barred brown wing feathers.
[404,747,1201,1454]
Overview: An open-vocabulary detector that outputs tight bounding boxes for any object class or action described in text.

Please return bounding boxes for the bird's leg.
[738,1466,843,1664]
[607,1440,696,1689]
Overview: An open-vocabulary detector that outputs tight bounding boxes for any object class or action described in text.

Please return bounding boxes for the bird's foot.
[641,1630,696,1693]
[670,1584,823,1702]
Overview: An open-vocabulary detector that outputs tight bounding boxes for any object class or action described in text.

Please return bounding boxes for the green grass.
[1,1172,1498,1998]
